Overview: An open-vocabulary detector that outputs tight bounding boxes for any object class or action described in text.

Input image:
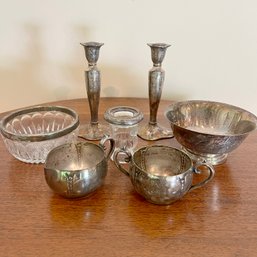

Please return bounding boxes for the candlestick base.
[79,123,110,141]
[138,123,173,141]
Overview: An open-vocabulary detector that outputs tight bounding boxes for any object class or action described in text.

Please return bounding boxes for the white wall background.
[0,0,257,115]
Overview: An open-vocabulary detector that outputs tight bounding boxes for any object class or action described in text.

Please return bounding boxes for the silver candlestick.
[80,42,109,140]
[138,43,173,141]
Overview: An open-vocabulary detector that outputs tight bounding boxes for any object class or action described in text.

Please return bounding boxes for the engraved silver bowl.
[165,100,257,165]
[0,106,79,163]
[114,145,214,205]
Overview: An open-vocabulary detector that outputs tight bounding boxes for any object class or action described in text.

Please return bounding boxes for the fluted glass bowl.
[0,106,79,163]
[165,100,257,165]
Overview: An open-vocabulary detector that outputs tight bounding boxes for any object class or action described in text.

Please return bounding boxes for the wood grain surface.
[0,98,256,257]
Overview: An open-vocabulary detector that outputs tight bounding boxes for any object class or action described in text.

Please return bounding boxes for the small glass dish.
[0,106,79,164]
[104,106,143,161]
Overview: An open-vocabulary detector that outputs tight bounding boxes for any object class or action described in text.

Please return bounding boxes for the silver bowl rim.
[165,100,257,137]
[0,105,79,142]
[44,141,106,172]
[131,145,193,178]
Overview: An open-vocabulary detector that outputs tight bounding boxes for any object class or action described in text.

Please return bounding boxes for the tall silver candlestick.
[80,42,109,140]
[138,43,173,141]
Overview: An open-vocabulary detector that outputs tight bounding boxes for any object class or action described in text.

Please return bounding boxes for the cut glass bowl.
[0,106,79,163]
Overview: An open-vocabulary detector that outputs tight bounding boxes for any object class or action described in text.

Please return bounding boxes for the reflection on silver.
[165,100,257,165]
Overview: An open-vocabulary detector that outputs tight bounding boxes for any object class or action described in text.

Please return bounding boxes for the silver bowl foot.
[182,148,228,165]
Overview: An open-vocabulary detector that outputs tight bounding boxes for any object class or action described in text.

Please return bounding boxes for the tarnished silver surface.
[114,145,214,205]
[44,136,114,198]
[80,42,109,140]
[138,43,173,141]
[165,100,257,165]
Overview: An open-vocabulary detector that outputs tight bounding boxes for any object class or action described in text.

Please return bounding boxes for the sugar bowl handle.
[99,135,115,160]
[114,148,132,177]
[189,161,215,192]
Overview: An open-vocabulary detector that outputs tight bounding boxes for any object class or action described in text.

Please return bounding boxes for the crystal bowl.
[165,100,257,165]
[0,106,79,163]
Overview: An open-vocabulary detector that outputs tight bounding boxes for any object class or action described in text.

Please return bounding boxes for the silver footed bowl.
[165,100,257,165]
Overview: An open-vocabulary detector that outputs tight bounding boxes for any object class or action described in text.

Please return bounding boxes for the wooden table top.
[0,97,257,257]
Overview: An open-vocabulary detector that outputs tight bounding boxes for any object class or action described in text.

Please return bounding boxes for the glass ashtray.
[0,106,79,163]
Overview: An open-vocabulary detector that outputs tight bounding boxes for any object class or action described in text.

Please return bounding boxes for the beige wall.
[0,0,257,115]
